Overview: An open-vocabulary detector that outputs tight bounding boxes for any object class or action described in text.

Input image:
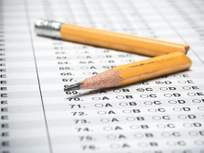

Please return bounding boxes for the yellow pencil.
[34,19,192,91]
[64,52,191,90]
[34,19,189,57]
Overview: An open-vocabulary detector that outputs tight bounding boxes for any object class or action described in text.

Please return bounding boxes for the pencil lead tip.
[185,45,190,53]
[64,82,81,91]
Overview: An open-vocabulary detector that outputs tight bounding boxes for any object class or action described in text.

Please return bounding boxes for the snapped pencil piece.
[35,19,189,57]
[66,52,192,90]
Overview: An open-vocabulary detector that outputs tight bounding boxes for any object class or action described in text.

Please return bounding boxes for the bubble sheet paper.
[0,0,204,153]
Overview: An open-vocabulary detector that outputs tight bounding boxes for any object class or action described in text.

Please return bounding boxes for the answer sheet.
[1,0,204,153]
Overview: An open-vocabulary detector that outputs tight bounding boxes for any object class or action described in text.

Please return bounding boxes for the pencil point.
[184,45,190,53]
[64,82,81,91]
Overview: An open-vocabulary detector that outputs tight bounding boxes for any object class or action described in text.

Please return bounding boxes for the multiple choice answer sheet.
[0,0,204,153]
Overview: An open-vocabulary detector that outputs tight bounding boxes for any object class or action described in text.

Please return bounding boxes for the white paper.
[1,0,204,153]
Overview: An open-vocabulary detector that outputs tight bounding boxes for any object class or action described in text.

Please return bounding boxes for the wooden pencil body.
[114,52,191,86]
[81,52,192,89]
[60,24,189,56]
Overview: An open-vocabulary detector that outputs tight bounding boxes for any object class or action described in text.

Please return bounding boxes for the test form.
[0,0,204,153]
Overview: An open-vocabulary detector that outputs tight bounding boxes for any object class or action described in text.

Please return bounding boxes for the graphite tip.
[64,82,81,91]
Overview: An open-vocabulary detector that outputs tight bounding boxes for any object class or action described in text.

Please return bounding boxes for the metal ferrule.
[34,19,63,38]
